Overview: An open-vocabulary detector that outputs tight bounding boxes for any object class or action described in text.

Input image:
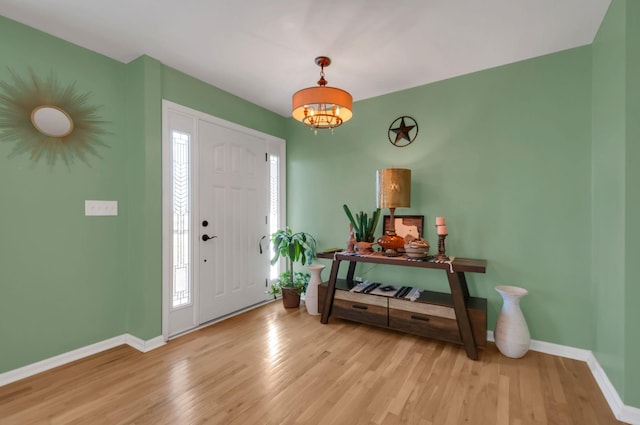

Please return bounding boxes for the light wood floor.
[0,301,625,425]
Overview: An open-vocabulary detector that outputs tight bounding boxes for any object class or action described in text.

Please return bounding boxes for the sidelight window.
[269,153,280,280]
[172,130,191,308]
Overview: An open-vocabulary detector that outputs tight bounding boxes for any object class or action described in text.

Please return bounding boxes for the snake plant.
[343,204,381,243]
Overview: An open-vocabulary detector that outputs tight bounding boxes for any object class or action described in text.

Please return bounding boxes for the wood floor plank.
[0,302,626,425]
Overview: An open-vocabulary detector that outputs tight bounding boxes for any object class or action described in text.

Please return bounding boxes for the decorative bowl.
[404,240,429,258]
[354,241,374,253]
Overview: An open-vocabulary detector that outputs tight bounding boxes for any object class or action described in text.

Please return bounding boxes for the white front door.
[162,101,283,338]
[197,120,269,323]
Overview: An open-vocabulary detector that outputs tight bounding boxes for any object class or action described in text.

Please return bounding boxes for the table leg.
[320,259,341,324]
[447,271,478,360]
[458,272,470,298]
[346,262,357,284]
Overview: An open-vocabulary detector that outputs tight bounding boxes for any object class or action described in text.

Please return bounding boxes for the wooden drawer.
[388,298,487,347]
[389,298,455,319]
[332,291,388,327]
[388,307,461,343]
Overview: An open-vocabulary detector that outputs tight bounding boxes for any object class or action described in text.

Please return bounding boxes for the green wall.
[592,0,640,406]
[287,46,594,349]
[592,0,627,402]
[123,55,163,339]
[623,0,640,408]
[0,16,285,370]
[0,16,128,371]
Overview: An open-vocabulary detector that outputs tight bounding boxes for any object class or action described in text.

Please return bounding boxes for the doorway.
[162,101,285,338]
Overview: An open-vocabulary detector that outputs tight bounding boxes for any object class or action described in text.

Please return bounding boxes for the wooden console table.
[318,252,487,360]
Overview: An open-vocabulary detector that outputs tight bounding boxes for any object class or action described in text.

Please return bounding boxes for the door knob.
[202,234,218,241]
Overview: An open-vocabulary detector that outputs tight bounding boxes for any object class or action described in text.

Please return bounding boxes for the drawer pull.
[411,315,430,322]
[352,304,368,310]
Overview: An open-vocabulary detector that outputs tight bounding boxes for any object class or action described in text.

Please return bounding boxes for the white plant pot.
[494,285,530,358]
[305,263,325,316]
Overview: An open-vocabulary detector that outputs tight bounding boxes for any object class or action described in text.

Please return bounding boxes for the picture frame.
[383,215,424,239]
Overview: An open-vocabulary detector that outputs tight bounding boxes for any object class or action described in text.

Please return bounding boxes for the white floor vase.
[305,263,325,316]
[494,285,530,358]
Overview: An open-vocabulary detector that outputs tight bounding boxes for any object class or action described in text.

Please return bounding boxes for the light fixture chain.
[318,65,327,87]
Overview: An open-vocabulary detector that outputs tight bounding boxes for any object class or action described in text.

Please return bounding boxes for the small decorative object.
[436,232,448,260]
[404,238,429,259]
[269,227,317,308]
[354,241,374,254]
[383,215,423,241]
[435,217,448,261]
[494,286,530,358]
[376,168,411,255]
[388,116,418,147]
[346,224,356,253]
[305,263,326,315]
[343,204,381,244]
[0,68,108,166]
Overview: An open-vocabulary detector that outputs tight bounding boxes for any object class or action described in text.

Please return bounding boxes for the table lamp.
[376,167,411,253]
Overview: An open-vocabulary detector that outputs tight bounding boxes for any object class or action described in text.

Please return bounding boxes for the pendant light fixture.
[292,56,353,134]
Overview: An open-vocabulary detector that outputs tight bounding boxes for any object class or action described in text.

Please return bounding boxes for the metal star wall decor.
[388,116,418,147]
[0,68,109,167]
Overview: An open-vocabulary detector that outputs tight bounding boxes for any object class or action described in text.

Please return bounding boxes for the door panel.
[198,120,269,324]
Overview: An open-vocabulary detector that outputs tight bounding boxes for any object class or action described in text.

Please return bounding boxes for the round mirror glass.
[31,106,74,137]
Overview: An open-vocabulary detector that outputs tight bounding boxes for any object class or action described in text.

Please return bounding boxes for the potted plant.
[343,204,381,251]
[269,227,317,308]
[267,271,311,308]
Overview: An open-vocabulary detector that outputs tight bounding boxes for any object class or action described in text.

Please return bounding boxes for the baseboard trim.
[529,339,592,362]
[621,406,640,425]
[125,334,166,353]
[0,333,164,387]
[486,330,639,424]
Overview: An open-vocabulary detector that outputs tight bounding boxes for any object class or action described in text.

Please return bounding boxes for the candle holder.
[436,233,448,261]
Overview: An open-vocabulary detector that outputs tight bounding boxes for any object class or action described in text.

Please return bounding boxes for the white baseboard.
[621,406,640,425]
[0,333,164,387]
[529,339,592,362]
[125,334,166,352]
[487,330,640,424]
[587,352,626,421]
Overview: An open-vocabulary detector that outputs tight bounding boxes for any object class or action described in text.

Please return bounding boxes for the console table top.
[316,251,487,274]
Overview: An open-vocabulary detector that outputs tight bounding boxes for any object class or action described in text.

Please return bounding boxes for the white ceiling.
[0,0,611,117]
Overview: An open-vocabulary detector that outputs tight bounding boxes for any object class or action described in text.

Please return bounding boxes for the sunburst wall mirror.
[0,68,108,166]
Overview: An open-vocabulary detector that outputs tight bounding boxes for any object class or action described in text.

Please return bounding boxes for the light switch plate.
[85,200,118,216]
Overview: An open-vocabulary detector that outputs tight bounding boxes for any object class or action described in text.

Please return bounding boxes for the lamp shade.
[292,86,353,129]
[376,168,411,208]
